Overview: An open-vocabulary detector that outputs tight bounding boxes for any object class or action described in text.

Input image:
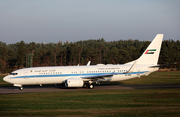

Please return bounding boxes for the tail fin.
[137,34,164,65]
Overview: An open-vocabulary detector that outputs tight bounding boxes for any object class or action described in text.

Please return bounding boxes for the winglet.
[87,61,91,66]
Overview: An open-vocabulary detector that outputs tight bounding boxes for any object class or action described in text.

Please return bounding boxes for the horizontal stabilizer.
[149,62,177,68]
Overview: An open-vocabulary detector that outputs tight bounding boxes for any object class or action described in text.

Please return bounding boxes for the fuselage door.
[79,71,83,77]
[136,67,141,78]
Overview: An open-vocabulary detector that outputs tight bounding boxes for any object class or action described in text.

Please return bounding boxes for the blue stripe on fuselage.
[10,71,149,79]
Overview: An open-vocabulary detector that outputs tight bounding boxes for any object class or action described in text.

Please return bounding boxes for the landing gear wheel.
[83,84,87,88]
[19,87,23,90]
[65,83,68,87]
[89,84,94,89]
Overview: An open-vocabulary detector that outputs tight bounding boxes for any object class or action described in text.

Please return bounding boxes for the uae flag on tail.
[145,49,156,54]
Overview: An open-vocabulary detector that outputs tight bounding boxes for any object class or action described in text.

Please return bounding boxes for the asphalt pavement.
[0,84,180,94]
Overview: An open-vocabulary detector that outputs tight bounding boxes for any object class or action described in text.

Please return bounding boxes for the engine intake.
[65,78,84,87]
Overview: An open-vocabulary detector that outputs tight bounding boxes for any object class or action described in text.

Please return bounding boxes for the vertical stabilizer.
[137,34,164,65]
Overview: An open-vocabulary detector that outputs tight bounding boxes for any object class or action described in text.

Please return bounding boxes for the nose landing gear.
[14,84,23,90]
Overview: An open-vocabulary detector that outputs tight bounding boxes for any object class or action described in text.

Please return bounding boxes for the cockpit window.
[10,73,18,75]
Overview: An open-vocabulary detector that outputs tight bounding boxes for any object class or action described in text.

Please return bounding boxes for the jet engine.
[65,78,84,87]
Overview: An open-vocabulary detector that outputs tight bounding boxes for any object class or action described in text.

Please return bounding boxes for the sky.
[0,0,180,44]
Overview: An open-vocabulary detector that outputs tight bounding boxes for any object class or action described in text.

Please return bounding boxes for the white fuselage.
[3,64,158,86]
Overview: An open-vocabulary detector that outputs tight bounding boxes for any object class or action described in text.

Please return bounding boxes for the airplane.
[3,34,164,90]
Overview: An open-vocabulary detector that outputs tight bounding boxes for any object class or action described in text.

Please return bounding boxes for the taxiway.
[0,84,180,94]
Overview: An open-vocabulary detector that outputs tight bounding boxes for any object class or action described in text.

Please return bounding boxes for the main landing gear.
[19,87,23,90]
[84,81,94,89]
[89,84,94,89]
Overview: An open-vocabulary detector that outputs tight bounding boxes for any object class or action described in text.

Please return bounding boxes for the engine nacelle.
[65,78,84,87]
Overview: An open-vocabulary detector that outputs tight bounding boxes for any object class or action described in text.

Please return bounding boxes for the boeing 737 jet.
[3,34,164,90]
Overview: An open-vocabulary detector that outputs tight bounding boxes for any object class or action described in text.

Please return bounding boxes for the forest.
[0,38,179,73]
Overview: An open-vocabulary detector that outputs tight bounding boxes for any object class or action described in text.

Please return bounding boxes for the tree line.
[0,38,179,73]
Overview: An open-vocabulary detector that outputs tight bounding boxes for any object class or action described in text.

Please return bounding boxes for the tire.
[65,83,68,87]
[83,84,87,88]
[89,84,94,89]
[19,87,23,90]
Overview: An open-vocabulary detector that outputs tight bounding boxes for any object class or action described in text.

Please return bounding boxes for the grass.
[0,89,180,116]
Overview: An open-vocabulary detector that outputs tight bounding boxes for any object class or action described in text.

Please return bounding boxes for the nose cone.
[3,75,10,83]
